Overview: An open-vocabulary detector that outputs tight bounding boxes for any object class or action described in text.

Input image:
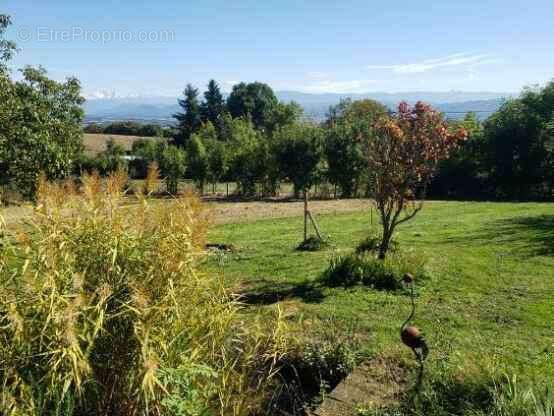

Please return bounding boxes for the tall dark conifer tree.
[173,84,201,147]
[200,80,225,126]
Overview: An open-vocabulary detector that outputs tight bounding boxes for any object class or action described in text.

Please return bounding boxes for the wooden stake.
[307,210,323,240]
[304,190,308,242]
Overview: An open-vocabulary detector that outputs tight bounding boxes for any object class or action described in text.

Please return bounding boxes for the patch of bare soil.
[208,199,372,225]
[1,198,371,228]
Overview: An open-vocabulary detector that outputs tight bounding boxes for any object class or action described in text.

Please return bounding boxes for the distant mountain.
[84,96,180,124]
[84,90,512,124]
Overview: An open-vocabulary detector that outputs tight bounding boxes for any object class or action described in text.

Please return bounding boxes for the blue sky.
[3,0,554,98]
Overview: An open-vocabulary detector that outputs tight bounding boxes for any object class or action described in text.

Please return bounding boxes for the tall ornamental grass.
[0,169,289,416]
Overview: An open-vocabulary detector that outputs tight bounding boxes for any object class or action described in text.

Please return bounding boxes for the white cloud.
[83,89,118,100]
[300,79,377,94]
[366,53,496,74]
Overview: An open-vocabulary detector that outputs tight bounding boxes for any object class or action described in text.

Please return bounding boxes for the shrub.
[0,171,290,416]
[356,235,398,255]
[268,324,362,414]
[407,370,554,416]
[321,252,426,290]
[297,236,329,252]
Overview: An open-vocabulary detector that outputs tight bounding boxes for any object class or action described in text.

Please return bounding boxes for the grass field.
[83,133,164,156]
[203,200,554,413]
[3,196,553,413]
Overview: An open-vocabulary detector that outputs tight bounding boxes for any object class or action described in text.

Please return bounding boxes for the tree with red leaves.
[362,101,467,259]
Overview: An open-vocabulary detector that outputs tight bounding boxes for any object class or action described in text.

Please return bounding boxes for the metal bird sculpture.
[400,273,429,363]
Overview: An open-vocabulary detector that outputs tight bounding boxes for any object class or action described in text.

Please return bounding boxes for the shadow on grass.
[443,214,554,257]
[237,280,326,305]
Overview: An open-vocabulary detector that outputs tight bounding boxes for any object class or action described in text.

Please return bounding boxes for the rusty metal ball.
[401,325,423,349]
[403,272,415,284]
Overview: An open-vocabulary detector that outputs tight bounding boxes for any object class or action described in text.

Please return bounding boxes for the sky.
[3,0,554,98]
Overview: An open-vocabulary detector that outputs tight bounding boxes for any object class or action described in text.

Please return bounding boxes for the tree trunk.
[378,225,392,260]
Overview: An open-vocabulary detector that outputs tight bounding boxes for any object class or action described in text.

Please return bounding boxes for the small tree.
[227,118,264,197]
[362,102,466,259]
[205,138,228,193]
[324,99,387,198]
[324,121,366,198]
[0,66,84,198]
[186,134,209,194]
[130,138,159,178]
[275,123,324,241]
[158,144,186,195]
[96,138,127,175]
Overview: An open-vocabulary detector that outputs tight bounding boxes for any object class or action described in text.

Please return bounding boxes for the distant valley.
[84,90,512,124]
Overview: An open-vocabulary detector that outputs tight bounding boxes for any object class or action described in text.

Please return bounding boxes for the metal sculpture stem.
[401,283,417,332]
[402,282,428,395]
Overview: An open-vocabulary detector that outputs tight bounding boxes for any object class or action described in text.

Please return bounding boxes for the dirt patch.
[208,199,372,225]
[83,134,166,156]
[2,198,371,228]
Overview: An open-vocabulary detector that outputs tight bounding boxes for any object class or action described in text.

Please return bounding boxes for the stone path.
[312,360,407,416]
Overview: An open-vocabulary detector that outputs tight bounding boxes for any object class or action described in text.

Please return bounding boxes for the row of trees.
[84,121,174,138]
[431,82,554,200]
[91,98,392,200]
[81,81,554,204]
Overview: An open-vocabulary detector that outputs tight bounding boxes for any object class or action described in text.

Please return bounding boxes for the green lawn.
[203,201,554,412]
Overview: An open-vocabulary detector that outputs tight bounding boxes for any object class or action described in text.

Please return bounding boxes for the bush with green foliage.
[356,234,398,255]
[296,236,329,252]
[95,138,128,174]
[322,251,426,290]
[269,320,362,414]
[387,369,554,416]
